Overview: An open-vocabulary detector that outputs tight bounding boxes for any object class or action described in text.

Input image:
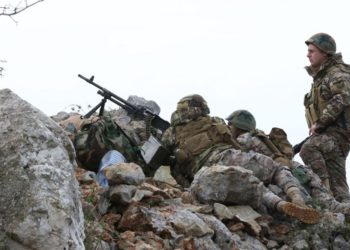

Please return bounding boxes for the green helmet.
[226,109,256,131]
[305,33,336,55]
[173,94,210,124]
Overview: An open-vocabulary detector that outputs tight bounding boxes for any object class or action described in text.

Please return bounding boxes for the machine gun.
[78,74,170,132]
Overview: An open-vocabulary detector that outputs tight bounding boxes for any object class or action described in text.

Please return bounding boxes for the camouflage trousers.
[205,148,300,194]
[293,162,350,212]
[300,133,350,203]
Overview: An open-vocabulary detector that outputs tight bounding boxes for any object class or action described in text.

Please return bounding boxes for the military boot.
[277,201,321,224]
[286,187,306,206]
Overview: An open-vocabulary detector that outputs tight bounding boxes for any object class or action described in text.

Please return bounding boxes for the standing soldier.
[227,109,350,214]
[300,33,350,202]
[162,94,320,224]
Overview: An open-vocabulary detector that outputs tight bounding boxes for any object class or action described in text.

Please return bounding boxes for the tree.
[1,1,44,76]
[0,0,44,19]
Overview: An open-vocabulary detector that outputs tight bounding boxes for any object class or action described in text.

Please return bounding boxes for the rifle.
[78,74,170,132]
[293,136,310,155]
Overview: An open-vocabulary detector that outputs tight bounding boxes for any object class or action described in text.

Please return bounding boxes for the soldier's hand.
[309,124,317,135]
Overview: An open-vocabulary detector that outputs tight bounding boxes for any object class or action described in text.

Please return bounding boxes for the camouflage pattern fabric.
[59,114,99,141]
[167,123,316,213]
[305,33,336,55]
[304,54,350,131]
[162,97,323,222]
[162,112,301,195]
[292,161,350,213]
[206,148,300,194]
[236,129,310,190]
[226,110,293,167]
[269,127,294,160]
[300,133,350,202]
[302,53,350,202]
[236,130,349,212]
[237,130,293,168]
[74,116,144,172]
[162,112,239,180]
[238,131,279,160]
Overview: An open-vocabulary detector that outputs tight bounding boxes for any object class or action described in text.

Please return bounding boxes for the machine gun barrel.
[78,74,170,131]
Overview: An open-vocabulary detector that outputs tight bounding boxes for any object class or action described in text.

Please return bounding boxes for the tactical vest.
[304,63,350,130]
[174,116,235,171]
[253,128,293,168]
[304,81,329,128]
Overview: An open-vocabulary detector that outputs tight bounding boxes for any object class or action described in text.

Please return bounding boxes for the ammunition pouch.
[305,104,318,128]
[175,149,190,164]
[141,135,170,170]
[304,81,330,128]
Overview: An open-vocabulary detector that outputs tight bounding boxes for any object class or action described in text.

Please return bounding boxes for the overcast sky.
[2,0,350,182]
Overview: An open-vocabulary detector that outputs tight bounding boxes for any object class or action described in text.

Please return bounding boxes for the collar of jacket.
[305,53,344,78]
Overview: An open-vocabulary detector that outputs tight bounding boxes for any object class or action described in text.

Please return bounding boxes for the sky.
[2,0,350,182]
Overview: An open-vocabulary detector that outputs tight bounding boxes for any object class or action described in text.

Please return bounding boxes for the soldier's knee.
[299,143,313,160]
[276,165,292,177]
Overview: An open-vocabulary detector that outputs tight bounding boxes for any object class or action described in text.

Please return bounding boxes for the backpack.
[254,127,293,167]
[74,116,144,172]
[268,127,294,159]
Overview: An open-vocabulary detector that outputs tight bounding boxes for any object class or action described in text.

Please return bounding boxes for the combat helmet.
[173,94,210,124]
[305,33,336,55]
[226,109,256,131]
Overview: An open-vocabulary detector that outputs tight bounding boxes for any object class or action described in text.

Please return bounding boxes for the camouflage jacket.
[304,53,350,137]
[161,113,239,178]
[237,131,273,157]
[237,130,293,168]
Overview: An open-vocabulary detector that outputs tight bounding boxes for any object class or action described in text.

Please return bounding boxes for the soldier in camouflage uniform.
[227,109,350,214]
[300,33,350,203]
[162,94,320,224]
[226,109,294,168]
[68,115,145,173]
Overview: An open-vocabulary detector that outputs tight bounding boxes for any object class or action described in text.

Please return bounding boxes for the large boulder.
[0,89,84,250]
[190,165,264,209]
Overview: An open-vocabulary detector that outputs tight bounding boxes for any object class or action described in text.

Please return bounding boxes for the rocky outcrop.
[190,165,264,208]
[2,88,350,249]
[79,162,350,250]
[0,89,84,250]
